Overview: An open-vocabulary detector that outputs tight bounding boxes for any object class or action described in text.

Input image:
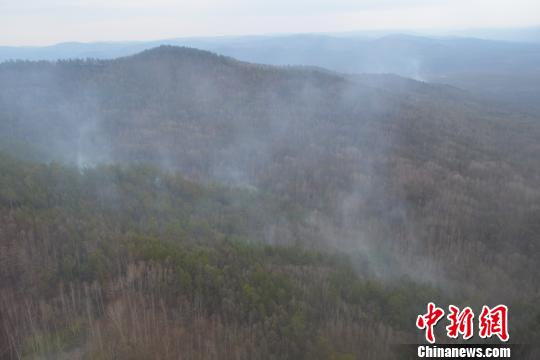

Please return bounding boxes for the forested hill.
[0,46,540,358]
[1,45,537,181]
[3,34,540,114]
[0,45,348,171]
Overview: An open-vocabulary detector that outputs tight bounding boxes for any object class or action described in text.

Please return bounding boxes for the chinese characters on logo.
[416,302,445,344]
[416,303,509,343]
[478,305,509,342]
[447,305,474,340]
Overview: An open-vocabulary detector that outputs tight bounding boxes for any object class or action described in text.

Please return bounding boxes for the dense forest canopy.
[0,46,539,358]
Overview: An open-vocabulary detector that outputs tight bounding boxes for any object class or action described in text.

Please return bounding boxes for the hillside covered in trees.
[0,46,539,358]
[2,34,540,114]
[0,153,446,359]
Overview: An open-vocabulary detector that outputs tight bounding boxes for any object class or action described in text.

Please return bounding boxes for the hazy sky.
[1,0,539,46]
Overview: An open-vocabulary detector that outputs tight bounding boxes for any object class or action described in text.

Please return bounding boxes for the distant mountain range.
[2,31,540,114]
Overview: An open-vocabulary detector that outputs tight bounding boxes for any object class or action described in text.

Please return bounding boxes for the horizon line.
[2,24,539,48]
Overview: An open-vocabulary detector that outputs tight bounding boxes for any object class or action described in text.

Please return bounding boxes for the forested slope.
[0,46,539,358]
[0,153,444,359]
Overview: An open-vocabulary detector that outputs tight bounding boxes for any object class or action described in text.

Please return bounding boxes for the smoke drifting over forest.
[0,40,539,359]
